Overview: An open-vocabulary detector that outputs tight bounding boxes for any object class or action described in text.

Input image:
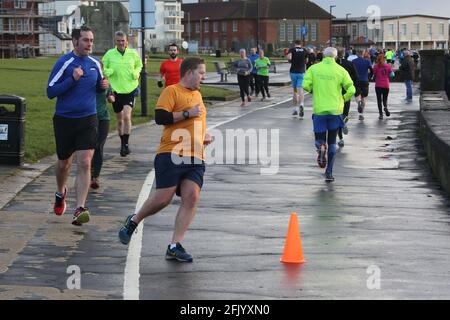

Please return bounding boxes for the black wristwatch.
[183,111,190,120]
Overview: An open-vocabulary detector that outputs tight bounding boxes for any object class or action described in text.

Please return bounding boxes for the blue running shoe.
[119,214,138,245]
[165,243,193,262]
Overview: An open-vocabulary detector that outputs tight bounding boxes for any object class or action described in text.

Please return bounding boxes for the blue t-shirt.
[47,51,103,118]
[352,57,372,82]
[248,53,259,75]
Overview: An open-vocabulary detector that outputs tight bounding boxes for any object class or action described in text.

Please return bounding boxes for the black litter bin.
[0,95,26,165]
[216,49,221,58]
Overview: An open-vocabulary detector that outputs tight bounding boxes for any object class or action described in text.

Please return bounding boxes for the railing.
[164,10,184,18]
[164,24,184,32]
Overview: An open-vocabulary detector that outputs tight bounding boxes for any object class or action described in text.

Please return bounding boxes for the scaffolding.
[0,0,55,58]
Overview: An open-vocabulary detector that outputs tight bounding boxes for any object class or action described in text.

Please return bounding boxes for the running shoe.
[165,243,193,262]
[72,207,90,226]
[292,107,298,116]
[54,187,67,216]
[325,172,335,183]
[299,105,304,118]
[357,100,363,113]
[359,114,365,121]
[118,214,138,245]
[384,108,391,117]
[379,114,384,120]
[338,139,345,148]
[90,179,99,190]
[317,143,327,169]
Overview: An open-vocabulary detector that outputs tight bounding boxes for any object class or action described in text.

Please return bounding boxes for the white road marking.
[123,170,155,300]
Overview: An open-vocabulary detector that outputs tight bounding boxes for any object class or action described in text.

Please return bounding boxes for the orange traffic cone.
[280,212,305,264]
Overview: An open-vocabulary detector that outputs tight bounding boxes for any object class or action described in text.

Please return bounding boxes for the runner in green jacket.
[102,31,142,157]
[303,47,355,182]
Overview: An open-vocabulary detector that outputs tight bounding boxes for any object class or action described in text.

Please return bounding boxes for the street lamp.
[200,16,209,50]
[185,11,191,43]
[302,0,306,46]
[329,5,336,46]
[346,13,351,48]
[256,0,260,50]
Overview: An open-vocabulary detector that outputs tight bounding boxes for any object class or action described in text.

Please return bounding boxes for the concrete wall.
[419,50,450,195]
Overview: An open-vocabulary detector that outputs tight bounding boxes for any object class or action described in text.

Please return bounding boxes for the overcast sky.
[182,0,450,19]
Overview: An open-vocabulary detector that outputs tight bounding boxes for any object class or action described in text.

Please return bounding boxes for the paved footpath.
[0,82,449,300]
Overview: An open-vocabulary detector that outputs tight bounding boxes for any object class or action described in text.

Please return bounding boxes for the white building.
[147,0,184,52]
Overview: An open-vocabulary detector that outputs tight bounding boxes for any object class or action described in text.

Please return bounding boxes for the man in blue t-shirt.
[287,40,308,118]
[47,26,109,226]
[352,50,373,121]
[248,47,259,97]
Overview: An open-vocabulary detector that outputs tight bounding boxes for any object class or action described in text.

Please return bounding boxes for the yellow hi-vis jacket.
[303,57,356,115]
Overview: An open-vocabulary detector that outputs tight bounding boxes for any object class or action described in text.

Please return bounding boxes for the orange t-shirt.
[159,59,183,87]
[156,84,206,160]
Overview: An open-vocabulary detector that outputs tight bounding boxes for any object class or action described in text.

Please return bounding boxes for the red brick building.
[0,0,53,58]
[181,0,332,53]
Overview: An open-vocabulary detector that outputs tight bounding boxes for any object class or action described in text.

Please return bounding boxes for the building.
[333,15,450,50]
[0,0,54,58]
[147,0,184,52]
[181,0,332,54]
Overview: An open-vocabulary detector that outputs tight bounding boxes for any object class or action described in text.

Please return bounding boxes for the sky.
[181,0,450,19]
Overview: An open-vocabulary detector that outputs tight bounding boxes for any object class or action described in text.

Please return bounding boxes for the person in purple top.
[352,49,374,121]
[373,53,394,119]
[47,26,109,226]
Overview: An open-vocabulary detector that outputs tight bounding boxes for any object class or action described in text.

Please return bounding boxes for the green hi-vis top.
[102,47,143,94]
[255,57,271,76]
[302,57,356,116]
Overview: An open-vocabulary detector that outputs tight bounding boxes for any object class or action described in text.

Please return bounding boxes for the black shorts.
[154,153,206,197]
[112,88,137,113]
[53,114,98,160]
[355,81,369,98]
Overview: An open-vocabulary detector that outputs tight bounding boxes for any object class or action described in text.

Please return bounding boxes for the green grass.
[0,56,234,163]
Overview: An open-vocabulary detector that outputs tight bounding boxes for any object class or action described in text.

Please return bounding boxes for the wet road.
[0,83,449,299]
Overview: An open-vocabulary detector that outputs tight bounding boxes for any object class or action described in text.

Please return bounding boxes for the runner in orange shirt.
[158,43,183,88]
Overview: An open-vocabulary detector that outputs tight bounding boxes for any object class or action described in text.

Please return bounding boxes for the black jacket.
[399,56,415,81]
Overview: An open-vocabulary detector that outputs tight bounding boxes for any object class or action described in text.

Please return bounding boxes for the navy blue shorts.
[312,114,344,133]
[154,153,206,196]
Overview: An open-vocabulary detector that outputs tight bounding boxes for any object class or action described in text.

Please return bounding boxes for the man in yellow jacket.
[102,31,142,157]
[303,47,356,182]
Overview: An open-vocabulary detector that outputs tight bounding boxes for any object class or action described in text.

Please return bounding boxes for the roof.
[334,14,450,23]
[182,0,332,21]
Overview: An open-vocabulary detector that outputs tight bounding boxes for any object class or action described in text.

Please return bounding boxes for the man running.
[118,58,213,262]
[287,40,308,118]
[159,43,183,88]
[303,47,355,182]
[102,31,142,157]
[47,26,109,225]
[248,47,259,97]
[352,49,373,120]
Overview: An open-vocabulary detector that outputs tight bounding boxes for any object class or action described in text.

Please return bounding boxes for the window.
[17,19,22,32]
[195,22,199,33]
[204,21,209,33]
[352,24,357,38]
[388,24,394,36]
[401,24,407,36]
[222,21,227,32]
[362,24,367,37]
[232,20,238,32]
[440,23,445,35]
[427,23,432,36]
[279,22,286,41]
[295,23,301,39]
[414,23,420,35]
[287,23,293,41]
[311,23,317,41]
[14,1,26,9]
[213,21,218,33]
[0,19,3,32]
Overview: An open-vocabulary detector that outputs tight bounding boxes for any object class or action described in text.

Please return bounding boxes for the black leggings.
[92,119,110,179]
[249,73,259,95]
[338,100,351,140]
[256,75,270,98]
[375,87,390,114]
[237,75,250,102]
[315,129,338,146]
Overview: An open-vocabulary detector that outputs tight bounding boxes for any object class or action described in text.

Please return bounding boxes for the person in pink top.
[373,54,394,119]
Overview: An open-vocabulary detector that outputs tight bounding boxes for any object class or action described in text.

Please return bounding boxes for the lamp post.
[256,0,260,50]
[302,0,306,46]
[140,0,148,116]
[329,5,336,46]
[346,13,351,49]
[200,16,209,50]
[187,11,191,43]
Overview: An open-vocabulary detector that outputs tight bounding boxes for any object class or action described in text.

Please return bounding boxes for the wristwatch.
[183,111,190,120]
